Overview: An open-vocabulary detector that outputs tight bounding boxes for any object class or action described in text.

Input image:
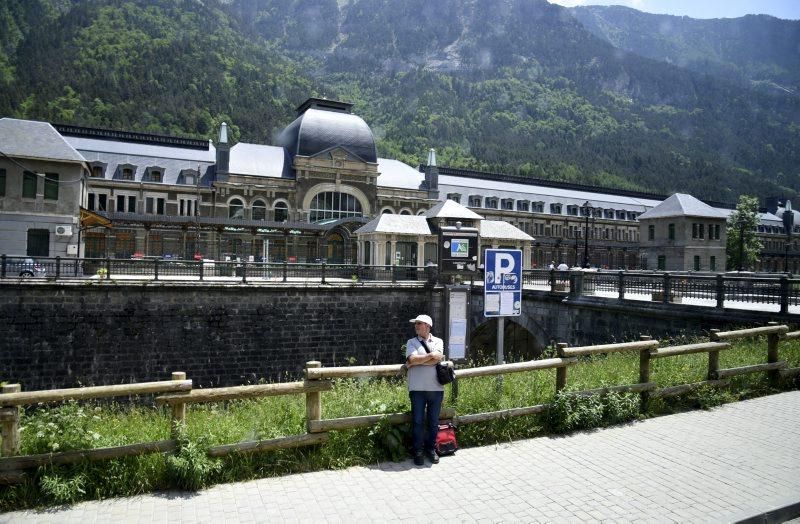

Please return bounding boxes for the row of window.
[758,224,800,234]
[447,193,639,220]
[655,255,718,272]
[89,164,198,185]
[0,169,60,200]
[647,223,722,241]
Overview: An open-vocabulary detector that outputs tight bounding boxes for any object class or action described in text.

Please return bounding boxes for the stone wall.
[1,282,787,391]
[0,282,430,390]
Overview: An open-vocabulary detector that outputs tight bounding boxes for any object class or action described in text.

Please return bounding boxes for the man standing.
[406,314,444,466]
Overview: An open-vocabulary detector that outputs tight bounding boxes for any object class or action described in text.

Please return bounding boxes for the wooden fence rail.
[1,323,799,485]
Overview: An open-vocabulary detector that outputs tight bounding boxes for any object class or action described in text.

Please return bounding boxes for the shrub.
[22,401,103,454]
[39,471,87,504]
[165,425,221,491]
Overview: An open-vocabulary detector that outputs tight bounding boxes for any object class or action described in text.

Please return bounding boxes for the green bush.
[22,401,103,454]
[39,471,87,505]
[546,390,639,433]
[165,425,221,491]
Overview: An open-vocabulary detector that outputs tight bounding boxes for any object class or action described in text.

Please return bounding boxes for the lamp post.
[738,220,745,272]
[783,200,794,273]
[582,201,593,268]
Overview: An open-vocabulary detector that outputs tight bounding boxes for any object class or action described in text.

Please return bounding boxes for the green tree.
[726,195,762,271]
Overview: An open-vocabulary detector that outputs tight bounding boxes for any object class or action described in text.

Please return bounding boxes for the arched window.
[229,198,244,219]
[274,201,288,222]
[381,208,394,214]
[252,200,267,221]
[309,192,363,222]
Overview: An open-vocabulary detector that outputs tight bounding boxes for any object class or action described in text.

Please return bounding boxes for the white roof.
[354,214,432,235]
[0,118,85,163]
[376,158,424,189]
[229,143,285,177]
[65,135,215,161]
[424,199,484,220]
[638,193,728,220]
[479,220,534,241]
[438,174,663,211]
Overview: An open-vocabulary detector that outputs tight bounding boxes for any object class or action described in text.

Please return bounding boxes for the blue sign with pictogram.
[484,249,522,317]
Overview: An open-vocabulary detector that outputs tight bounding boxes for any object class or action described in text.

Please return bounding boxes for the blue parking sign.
[484,249,522,317]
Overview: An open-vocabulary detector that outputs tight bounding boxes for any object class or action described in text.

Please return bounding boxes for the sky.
[548,0,800,20]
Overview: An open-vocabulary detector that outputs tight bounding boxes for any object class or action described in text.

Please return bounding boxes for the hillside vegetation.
[1,0,798,202]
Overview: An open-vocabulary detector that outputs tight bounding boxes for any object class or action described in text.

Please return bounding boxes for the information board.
[484,249,522,317]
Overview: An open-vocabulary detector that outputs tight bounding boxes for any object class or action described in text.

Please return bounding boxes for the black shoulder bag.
[418,338,456,385]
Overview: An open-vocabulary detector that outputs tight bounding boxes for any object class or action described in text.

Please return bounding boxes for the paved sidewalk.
[3,391,800,523]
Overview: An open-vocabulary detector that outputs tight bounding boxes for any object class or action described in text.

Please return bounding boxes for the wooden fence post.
[1,384,21,456]
[305,361,322,433]
[555,343,568,393]
[170,372,187,438]
[708,330,720,380]
[767,321,780,386]
[638,335,652,412]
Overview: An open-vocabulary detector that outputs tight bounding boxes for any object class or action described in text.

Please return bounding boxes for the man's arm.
[407,352,438,367]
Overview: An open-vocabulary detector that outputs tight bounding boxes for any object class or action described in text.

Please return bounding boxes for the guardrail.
[0,255,436,285]
[2,323,798,484]
[4,256,800,313]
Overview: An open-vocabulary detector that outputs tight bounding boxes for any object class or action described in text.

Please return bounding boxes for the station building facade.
[1,97,798,272]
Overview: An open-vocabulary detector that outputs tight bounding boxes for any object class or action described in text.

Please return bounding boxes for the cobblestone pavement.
[3,391,799,523]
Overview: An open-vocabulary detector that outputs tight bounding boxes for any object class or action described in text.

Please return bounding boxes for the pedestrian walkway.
[3,391,800,523]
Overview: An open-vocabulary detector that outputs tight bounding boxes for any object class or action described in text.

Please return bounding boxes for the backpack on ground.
[435,423,458,456]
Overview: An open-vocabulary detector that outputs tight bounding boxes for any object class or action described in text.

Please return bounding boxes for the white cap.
[409,314,433,327]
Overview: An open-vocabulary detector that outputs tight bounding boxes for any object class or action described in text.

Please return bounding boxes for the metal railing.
[4,255,800,314]
[0,255,436,285]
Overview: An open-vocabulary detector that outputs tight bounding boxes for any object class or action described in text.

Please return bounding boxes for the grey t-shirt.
[406,334,444,392]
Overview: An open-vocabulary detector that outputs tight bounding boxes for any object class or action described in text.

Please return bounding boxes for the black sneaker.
[413,452,424,466]
[425,449,439,464]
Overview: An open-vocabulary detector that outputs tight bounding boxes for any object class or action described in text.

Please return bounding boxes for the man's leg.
[424,391,444,461]
[409,391,425,464]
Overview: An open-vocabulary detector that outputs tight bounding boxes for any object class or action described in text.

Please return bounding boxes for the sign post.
[484,249,523,391]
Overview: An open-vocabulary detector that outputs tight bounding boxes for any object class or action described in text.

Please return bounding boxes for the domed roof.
[276,107,378,164]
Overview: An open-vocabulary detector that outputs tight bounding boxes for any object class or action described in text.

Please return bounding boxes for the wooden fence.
[2,324,799,485]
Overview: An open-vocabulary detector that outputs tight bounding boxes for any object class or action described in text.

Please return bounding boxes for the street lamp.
[581,201,593,268]
[783,200,794,273]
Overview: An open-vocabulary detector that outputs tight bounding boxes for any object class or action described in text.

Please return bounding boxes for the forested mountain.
[1,0,798,203]
[570,5,800,95]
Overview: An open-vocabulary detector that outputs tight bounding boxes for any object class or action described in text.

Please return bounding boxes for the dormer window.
[447,193,461,204]
[550,203,562,214]
[517,200,529,212]
[179,169,199,186]
[532,201,544,213]
[144,166,165,183]
[501,199,514,211]
[616,210,626,220]
[122,168,134,180]
[485,197,498,209]
[567,205,579,216]
[468,195,482,207]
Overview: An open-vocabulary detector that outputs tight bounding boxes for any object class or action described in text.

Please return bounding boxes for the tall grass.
[1,337,798,510]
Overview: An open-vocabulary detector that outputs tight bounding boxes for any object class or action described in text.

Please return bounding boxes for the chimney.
[216,122,230,180]
[424,148,439,199]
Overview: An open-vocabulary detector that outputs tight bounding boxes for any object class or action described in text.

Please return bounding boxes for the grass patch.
[2,337,799,511]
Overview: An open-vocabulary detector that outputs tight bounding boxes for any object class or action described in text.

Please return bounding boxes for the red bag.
[435,423,458,456]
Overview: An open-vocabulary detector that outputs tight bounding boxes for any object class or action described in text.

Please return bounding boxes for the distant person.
[557,261,569,271]
[548,261,555,270]
[405,314,444,466]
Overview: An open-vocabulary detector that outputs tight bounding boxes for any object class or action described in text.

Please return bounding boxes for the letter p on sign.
[494,253,515,284]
